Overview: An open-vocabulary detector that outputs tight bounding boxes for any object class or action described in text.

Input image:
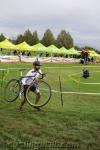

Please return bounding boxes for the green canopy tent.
[68,47,80,55]
[32,43,47,59]
[46,45,62,54]
[46,45,62,62]
[32,44,62,60]
[60,47,69,55]
[16,41,32,51]
[32,44,62,54]
[32,43,46,52]
[0,39,16,50]
[15,41,33,62]
[89,50,100,63]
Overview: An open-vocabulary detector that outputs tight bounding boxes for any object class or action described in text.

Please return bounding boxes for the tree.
[75,46,82,51]
[13,34,24,44]
[24,29,33,45]
[56,30,74,49]
[32,31,39,45]
[41,29,55,46]
[0,33,6,42]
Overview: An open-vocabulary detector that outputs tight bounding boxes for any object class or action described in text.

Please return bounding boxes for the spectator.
[82,68,90,78]
[27,52,31,56]
[22,51,25,56]
[84,49,89,64]
[91,57,94,63]
[13,50,17,55]
[81,49,89,65]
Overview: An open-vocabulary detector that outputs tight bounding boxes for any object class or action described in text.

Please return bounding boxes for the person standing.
[81,48,89,65]
[84,49,89,64]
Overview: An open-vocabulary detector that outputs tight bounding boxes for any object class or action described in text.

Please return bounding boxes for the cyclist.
[19,60,42,111]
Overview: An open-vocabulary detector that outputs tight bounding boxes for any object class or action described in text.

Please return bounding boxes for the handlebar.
[39,73,46,79]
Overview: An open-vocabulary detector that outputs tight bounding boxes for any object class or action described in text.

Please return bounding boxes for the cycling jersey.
[22,69,42,85]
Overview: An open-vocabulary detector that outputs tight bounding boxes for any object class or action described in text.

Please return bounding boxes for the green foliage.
[56,30,74,49]
[75,46,82,51]
[0,33,6,42]
[32,31,39,45]
[13,34,24,44]
[24,29,34,46]
[41,29,56,46]
[12,30,39,46]
[96,50,100,54]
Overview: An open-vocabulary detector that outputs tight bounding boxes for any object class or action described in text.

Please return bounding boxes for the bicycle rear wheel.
[26,80,51,107]
[5,79,20,102]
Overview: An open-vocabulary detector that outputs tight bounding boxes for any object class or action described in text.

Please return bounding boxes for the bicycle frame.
[17,72,46,98]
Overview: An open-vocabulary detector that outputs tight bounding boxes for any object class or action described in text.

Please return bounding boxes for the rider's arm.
[35,69,42,79]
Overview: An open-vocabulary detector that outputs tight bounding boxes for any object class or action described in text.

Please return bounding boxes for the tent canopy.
[32,44,62,54]
[32,43,46,52]
[46,45,62,54]
[89,50,100,57]
[0,39,16,50]
[16,41,32,51]
[60,47,69,54]
[68,47,80,55]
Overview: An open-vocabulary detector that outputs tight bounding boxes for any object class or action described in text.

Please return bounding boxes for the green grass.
[0,62,100,150]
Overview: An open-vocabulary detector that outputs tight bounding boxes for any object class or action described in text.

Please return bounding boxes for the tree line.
[0,29,74,49]
[0,29,99,52]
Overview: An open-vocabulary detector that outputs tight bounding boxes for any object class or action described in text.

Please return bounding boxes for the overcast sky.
[0,0,100,49]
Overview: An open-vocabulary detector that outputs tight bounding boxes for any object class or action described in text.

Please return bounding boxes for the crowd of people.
[13,50,31,57]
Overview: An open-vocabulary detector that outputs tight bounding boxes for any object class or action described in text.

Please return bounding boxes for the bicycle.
[4,71,51,108]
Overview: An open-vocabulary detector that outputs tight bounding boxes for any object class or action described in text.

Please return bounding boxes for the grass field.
[0,62,100,150]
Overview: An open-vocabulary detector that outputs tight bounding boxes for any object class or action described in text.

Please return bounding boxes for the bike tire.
[4,79,20,102]
[26,80,51,107]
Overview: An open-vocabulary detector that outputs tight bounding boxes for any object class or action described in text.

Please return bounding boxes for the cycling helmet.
[33,60,41,66]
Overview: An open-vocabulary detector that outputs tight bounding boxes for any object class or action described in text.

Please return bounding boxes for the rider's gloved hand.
[39,73,46,79]
[42,73,46,79]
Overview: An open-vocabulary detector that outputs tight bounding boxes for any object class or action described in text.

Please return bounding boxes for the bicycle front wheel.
[5,79,20,102]
[26,80,51,107]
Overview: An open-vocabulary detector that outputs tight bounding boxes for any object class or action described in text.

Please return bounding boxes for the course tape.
[0,67,100,95]
[51,89,100,96]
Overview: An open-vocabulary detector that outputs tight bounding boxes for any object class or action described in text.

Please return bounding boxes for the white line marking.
[70,76,100,84]
[70,71,100,84]
[51,89,100,95]
[0,69,8,70]
[45,67,73,69]
[8,68,27,70]
[45,66,100,69]
[1,66,100,70]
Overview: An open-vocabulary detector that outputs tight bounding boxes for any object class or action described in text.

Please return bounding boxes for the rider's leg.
[19,85,28,111]
[30,84,41,105]
[34,89,41,105]
[34,90,41,111]
[20,97,27,110]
